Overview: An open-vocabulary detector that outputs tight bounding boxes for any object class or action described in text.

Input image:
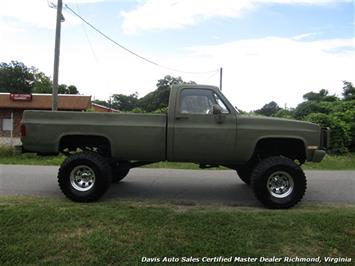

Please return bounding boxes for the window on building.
[1,118,13,131]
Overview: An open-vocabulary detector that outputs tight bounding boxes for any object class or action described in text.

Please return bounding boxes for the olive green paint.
[21,85,325,164]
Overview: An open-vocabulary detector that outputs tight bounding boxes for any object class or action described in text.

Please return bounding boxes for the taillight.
[21,124,26,137]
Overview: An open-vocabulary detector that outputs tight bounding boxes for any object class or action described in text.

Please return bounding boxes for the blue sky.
[0,0,354,110]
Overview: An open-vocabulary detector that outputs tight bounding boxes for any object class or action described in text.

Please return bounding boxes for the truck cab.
[167,85,237,163]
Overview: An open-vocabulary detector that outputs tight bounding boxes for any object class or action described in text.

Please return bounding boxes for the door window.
[212,92,230,114]
[179,89,229,114]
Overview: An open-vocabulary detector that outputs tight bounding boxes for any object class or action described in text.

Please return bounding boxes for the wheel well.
[254,138,306,164]
[59,135,111,157]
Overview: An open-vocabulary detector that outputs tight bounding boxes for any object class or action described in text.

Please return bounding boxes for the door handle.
[175,116,189,120]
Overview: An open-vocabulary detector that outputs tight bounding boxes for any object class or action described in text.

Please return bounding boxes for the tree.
[58,84,79,94]
[254,101,281,117]
[0,61,35,93]
[111,93,139,111]
[92,99,110,108]
[293,101,332,119]
[342,81,355,101]
[0,61,80,94]
[32,71,52,93]
[139,75,195,112]
[67,85,79,94]
[303,89,338,102]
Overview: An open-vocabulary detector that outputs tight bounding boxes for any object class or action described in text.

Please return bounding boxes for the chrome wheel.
[70,165,96,192]
[266,171,294,198]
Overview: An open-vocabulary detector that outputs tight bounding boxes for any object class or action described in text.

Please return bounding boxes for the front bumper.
[320,127,330,150]
[310,149,326,162]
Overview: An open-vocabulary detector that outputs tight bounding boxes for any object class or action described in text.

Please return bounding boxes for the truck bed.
[21,110,167,161]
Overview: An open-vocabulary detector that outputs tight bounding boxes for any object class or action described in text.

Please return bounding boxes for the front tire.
[58,152,112,202]
[251,156,307,209]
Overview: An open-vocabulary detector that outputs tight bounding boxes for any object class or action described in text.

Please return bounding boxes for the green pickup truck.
[21,85,329,208]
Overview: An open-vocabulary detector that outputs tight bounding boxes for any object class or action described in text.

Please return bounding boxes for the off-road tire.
[58,152,112,202]
[251,156,307,209]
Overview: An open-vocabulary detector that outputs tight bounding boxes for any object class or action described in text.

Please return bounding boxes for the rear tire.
[251,156,306,209]
[58,152,112,202]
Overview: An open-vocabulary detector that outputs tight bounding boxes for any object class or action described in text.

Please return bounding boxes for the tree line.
[253,81,355,154]
[0,61,79,94]
[93,75,196,113]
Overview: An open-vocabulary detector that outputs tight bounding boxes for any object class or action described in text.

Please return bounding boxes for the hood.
[237,114,321,147]
[239,115,319,131]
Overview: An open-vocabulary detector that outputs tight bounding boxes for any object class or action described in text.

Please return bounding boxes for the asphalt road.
[0,165,354,206]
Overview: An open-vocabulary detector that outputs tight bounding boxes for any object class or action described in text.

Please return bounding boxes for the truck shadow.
[104,169,261,207]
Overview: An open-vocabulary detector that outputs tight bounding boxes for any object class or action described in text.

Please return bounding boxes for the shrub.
[305,113,351,154]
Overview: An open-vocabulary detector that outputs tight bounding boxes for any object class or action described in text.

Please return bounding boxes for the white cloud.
[0,0,105,29]
[58,35,353,111]
[292,32,323,40]
[121,0,352,34]
[184,36,355,110]
[0,0,57,29]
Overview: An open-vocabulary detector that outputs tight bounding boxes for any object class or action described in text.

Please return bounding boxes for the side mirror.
[212,104,223,115]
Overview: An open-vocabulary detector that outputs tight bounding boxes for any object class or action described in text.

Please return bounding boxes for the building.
[91,102,117,113]
[0,93,93,138]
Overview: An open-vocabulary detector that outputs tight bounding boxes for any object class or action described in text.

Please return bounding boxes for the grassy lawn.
[0,146,354,170]
[0,197,354,265]
[142,154,355,170]
[303,153,355,170]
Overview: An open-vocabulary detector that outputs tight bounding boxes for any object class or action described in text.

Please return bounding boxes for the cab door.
[171,88,237,163]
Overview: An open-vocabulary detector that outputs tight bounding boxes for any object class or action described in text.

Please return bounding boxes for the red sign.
[10,93,32,101]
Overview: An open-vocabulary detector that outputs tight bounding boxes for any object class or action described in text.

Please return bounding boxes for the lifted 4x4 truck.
[20,85,329,208]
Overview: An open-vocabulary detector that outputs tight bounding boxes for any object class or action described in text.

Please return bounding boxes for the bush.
[305,113,351,154]
[272,109,294,119]
[131,107,144,113]
[0,145,15,156]
[153,107,168,114]
[331,110,355,152]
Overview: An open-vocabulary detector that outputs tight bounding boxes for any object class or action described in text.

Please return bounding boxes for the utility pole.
[52,0,63,111]
[219,67,223,91]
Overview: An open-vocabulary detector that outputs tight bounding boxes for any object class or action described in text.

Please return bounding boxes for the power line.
[203,71,219,83]
[75,3,99,63]
[64,4,218,75]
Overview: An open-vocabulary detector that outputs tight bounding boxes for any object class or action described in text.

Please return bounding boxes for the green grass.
[303,153,355,170]
[0,146,354,170]
[0,146,64,165]
[144,154,355,170]
[0,196,354,265]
